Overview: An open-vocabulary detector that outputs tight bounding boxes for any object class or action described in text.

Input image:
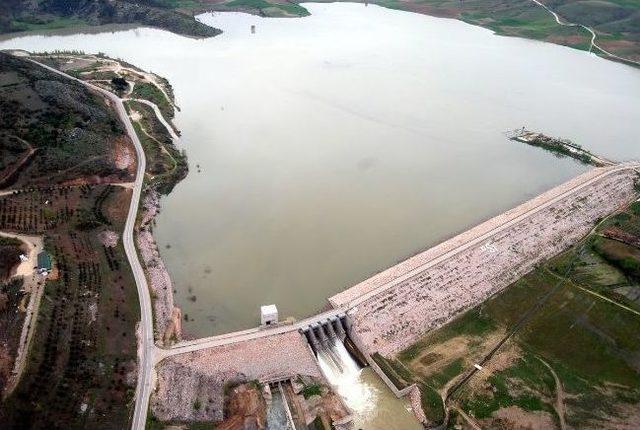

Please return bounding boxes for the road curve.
[124,97,180,142]
[26,58,155,430]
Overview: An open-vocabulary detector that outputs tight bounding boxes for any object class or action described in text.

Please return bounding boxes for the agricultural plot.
[0,276,26,393]
[0,53,168,428]
[375,200,640,429]
[0,185,140,429]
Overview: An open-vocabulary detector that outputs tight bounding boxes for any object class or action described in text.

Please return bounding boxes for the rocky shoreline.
[138,189,182,346]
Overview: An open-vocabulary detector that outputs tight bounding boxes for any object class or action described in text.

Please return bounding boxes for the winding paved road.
[27,59,156,430]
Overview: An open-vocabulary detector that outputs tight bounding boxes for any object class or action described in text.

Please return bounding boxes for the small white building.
[260,304,278,326]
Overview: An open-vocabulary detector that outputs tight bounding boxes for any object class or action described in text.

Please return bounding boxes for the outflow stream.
[266,384,294,430]
[318,343,424,429]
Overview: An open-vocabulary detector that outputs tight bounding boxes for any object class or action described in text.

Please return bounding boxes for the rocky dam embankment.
[331,165,639,357]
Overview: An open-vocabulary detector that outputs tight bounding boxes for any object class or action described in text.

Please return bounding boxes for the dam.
[152,162,640,427]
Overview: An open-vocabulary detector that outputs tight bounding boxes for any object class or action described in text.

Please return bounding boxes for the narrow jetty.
[507,128,614,167]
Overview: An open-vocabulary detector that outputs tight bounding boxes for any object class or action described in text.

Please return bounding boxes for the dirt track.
[0,232,43,397]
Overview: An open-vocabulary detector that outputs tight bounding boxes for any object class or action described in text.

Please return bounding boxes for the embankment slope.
[331,165,639,356]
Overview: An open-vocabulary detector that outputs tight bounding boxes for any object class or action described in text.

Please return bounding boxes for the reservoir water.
[1,2,638,339]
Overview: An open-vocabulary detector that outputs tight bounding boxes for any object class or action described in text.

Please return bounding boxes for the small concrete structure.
[260,304,278,326]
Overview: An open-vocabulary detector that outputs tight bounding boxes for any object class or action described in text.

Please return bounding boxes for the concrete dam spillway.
[302,318,374,425]
[303,317,356,372]
[146,164,639,430]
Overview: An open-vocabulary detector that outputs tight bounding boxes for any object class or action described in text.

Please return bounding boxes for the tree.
[110,76,129,92]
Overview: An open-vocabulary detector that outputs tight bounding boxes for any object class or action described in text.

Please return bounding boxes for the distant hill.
[1,0,638,65]
[0,0,221,37]
[348,0,640,64]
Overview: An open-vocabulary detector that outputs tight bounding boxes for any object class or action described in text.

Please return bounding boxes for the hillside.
[0,52,138,188]
[0,53,142,428]
[1,1,637,64]
[0,0,221,38]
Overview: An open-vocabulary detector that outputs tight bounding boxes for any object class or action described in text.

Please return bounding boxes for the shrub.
[302,384,321,399]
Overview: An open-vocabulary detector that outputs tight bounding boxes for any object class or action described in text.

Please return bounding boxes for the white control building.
[260,304,279,326]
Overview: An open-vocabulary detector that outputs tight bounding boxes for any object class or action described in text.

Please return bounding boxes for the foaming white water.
[316,338,422,429]
[334,341,361,374]
[317,342,377,418]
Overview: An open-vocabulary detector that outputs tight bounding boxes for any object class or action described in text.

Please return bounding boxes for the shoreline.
[137,189,183,346]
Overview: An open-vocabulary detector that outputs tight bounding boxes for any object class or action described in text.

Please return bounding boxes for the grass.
[126,100,188,195]
[10,17,87,32]
[226,0,273,9]
[419,383,445,424]
[460,351,557,418]
[399,308,495,362]
[131,82,174,120]
[222,0,309,16]
[426,358,465,389]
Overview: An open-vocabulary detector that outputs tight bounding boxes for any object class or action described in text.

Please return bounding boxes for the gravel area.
[152,330,322,422]
[340,168,638,356]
